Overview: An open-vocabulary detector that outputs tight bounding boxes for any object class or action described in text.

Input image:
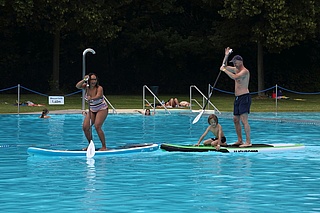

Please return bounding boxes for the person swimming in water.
[39,108,50,119]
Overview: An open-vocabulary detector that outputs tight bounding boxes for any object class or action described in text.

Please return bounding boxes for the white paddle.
[192,48,233,124]
[85,79,96,158]
[86,140,95,158]
[192,71,221,124]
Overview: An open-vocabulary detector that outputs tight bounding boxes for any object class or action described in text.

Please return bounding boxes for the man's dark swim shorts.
[234,93,251,115]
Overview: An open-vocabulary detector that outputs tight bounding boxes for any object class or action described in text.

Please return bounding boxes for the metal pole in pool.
[82,48,96,110]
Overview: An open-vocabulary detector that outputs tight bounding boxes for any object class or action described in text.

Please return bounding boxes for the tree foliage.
[0,0,319,95]
[219,0,317,52]
[10,0,124,39]
[2,0,127,92]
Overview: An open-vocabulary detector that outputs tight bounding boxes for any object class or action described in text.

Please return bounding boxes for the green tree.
[109,0,225,91]
[218,0,317,95]
[4,0,125,92]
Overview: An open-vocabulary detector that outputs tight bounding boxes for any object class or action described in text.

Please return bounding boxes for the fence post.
[17,84,20,114]
[143,85,145,111]
[275,84,278,114]
[189,85,192,111]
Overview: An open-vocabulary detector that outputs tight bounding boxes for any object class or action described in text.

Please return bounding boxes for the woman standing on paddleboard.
[76,73,108,151]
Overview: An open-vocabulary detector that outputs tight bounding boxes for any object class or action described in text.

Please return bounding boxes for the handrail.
[189,85,221,114]
[143,85,171,114]
[103,95,117,114]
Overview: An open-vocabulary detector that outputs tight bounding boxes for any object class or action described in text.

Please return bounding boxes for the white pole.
[82,48,96,110]
[275,84,278,114]
[189,85,192,111]
[143,85,145,111]
[208,84,211,111]
[18,84,20,114]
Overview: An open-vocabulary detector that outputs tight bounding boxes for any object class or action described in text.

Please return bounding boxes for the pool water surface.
[0,112,319,212]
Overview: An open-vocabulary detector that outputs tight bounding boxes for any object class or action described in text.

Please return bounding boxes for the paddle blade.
[192,110,204,124]
[86,140,95,158]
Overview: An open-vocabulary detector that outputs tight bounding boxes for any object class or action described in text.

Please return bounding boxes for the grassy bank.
[0,93,319,114]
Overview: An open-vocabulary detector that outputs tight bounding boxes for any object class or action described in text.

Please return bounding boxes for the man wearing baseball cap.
[220,47,252,147]
[229,55,243,63]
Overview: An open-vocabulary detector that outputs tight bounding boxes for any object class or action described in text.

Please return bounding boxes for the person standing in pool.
[76,73,108,151]
[195,114,227,150]
[39,108,50,119]
[134,109,155,116]
[220,47,251,147]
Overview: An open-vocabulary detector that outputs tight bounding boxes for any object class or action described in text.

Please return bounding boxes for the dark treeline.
[1,0,319,95]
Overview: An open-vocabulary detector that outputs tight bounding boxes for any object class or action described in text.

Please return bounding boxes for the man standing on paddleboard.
[220,47,252,148]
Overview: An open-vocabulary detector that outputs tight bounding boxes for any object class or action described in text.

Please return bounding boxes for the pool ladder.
[142,85,171,114]
[104,95,117,114]
[189,85,221,114]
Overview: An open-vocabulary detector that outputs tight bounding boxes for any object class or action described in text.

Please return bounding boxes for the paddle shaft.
[86,83,93,142]
[201,70,222,110]
[192,49,231,124]
[85,81,96,158]
[201,50,230,110]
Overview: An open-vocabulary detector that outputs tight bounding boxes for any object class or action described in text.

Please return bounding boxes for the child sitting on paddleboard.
[195,114,227,150]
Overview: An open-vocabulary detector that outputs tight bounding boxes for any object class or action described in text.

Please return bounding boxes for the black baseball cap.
[230,55,243,63]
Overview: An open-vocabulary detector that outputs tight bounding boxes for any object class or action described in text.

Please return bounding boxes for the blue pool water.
[1,112,320,212]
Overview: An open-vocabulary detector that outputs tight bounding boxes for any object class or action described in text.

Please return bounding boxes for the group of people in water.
[40,46,251,151]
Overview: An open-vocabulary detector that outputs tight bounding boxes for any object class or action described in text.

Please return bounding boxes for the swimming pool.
[1,112,320,212]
